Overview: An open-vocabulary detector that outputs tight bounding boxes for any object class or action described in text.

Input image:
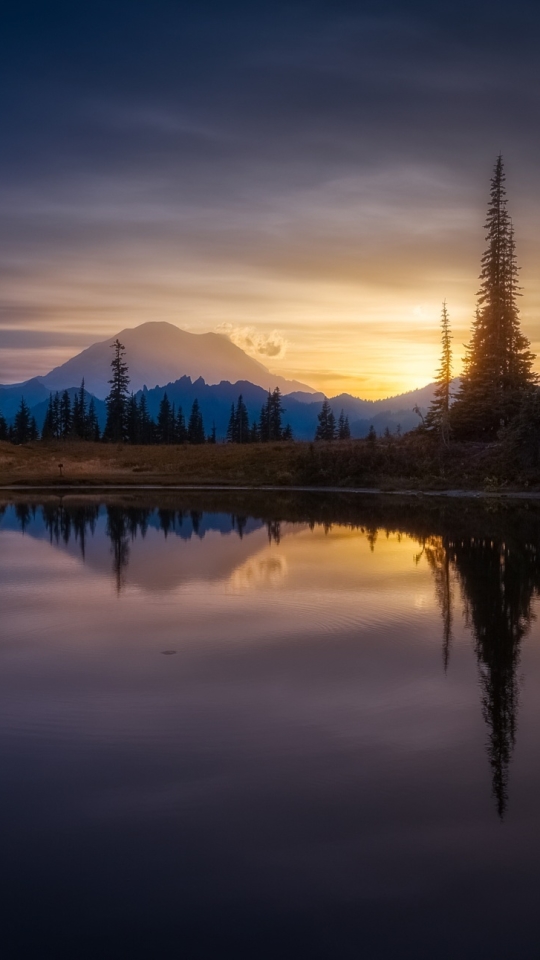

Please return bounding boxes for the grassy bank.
[0,435,537,490]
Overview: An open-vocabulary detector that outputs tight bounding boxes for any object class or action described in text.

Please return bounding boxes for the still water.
[2,491,540,958]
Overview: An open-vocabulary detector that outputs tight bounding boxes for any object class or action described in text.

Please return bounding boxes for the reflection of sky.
[2,512,540,955]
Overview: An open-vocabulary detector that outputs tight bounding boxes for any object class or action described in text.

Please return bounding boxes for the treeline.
[226,389,293,442]
[0,343,295,445]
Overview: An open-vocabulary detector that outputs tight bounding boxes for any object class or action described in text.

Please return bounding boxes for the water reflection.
[2,493,540,825]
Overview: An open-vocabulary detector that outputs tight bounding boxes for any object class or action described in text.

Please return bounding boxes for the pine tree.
[126,394,140,444]
[13,397,31,444]
[268,388,284,441]
[425,301,453,443]
[87,397,100,441]
[138,393,153,444]
[53,393,61,438]
[0,410,7,442]
[41,394,56,440]
[103,339,130,442]
[208,422,217,444]
[174,405,187,444]
[29,416,39,442]
[282,423,293,441]
[157,393,174,443]
[250,419,259,443]
[367,425,377,442]
[60,390,72,439]
[226,403,237,443]
[236,395,249,443]
[259,395,270,442]
[337,409,351,440]
[72,379,87,439]
[452,157,536,439]
[315,399,336,441]
[188,399,205,444]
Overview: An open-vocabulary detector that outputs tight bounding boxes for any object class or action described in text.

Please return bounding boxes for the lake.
[1,491,540,959]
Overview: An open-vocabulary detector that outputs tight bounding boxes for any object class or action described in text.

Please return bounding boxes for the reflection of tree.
[266,520,281,544]
[423,537,453,672]
[106,507,130,594]
[430,534,540,818]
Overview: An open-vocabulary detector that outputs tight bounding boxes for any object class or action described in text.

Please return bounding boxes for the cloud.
[216,323,289,360]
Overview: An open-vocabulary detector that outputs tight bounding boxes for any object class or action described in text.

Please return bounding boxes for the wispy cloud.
[216,323,289,360]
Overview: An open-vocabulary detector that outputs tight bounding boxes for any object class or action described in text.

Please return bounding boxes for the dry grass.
[0,440,307,487]
[1,435,537,490]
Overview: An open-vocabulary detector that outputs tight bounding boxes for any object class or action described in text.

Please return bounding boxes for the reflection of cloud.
[228,555,288,592]
[216,323,289,360]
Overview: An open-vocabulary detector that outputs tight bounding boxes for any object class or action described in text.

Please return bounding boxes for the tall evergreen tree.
[425,301,453,443]
[126,394,140,444]
[188,399,205,444]
[268,388,284,441]
[315,399,336,441]
[174,405,187,444]
[41,394,56,440]
[104,339,130,442]
[13,397,31,444]
[72,379,87,439]
[259,395,271,442]
[236,394,250,443]
[53,392,61,438]
[0,410,7,442]
[157,392,174,443]
[60,391,72,439]
[452,157,536,439]
[226,403,237,443]
[138,393,153,444]
[337,409,351,440]
[87,397,100,441]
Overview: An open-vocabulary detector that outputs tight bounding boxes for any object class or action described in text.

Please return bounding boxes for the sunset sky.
[2,0,540,398]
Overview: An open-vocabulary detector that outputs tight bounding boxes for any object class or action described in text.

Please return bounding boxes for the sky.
[2,0,540,398]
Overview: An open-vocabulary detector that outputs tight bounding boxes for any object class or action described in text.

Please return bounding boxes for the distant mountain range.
[0,321,448,439]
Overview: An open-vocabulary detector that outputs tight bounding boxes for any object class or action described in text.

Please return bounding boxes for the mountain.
[7,322,316,399]
[4,373,445,441]
[133,376,441,440]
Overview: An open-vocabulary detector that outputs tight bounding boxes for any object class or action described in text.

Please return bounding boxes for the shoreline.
[1,482,539,500]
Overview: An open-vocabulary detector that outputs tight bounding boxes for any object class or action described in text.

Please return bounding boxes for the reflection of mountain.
[0,504,278,594]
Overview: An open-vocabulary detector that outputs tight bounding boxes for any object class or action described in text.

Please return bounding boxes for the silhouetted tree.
[452,157,537,439]
[226,403,236,443]
[13,397,32,444]
[72,379,87,439]
[41,394,57,440]
[174,405,187,444]
[315,399,336,441]
[425,301,453,443]
[269,388,284,440]
[188,399,205,444]
[126,394,140,444]
[157,392,175,443]
[367,425,377,442]
[87,397,100,441]
[0,410,7,442]
[60,390,72,439]
[337,409,351,440]
[103,339,130,442]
